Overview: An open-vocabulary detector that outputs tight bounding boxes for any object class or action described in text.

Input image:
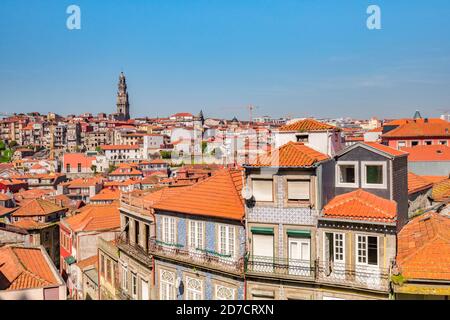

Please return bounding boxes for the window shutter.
[287,180,310,200]
[252,179,273,201]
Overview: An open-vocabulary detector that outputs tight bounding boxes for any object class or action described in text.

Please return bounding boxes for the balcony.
[115,234,152,266]
[120,193,153,216]
[316,261,390,292]
[149,239,244,276]
[246,255,315,282]
[245,256,390,293]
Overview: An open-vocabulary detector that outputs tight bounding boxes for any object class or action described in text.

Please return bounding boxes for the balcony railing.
[246,255,315,280]
[120,194,154,216]
[245,256,390,292]
[316,261,390,292]
[149,239,244,275]
[115,234,152,266]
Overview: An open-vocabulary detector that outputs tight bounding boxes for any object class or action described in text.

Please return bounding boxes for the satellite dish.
[242,185,252,200]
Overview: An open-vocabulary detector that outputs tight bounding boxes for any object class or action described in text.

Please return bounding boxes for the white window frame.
[159,269,176,300]
[215,284,236,300]
[121,265,128,292]
[361,161,387,189]
[161,216,176,245]
[131,272,138,300]
[185,276,203,300]
[335,161,359,188]
[355,234,379,267]
[188,220,204,251]
[217,224,236,259]
[287,179,310,201]
[323,232,345,263]
[397,141,406,149]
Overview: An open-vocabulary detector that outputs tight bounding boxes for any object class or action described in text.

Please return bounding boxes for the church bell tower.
[116,72,130,121]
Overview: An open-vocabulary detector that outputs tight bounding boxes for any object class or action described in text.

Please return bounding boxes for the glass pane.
[368,236,378,265]
[366,165,383,184]
[339,165,355,183]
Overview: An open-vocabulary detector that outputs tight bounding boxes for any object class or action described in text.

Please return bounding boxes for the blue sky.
[1,0,450,120]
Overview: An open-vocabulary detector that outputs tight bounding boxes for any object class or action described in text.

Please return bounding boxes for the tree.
[90,165,97,173]
[107,164,117,174]
[160,150,172,159]
[8,140,17,149]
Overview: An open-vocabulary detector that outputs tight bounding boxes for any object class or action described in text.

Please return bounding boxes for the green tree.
[160,150,172,159]
[8,140,17,148]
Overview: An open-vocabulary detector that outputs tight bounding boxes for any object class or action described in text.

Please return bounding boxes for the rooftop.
[401,145,450,162]
[63,203,120,232]
[279,118,337,132]
[323,189,397,223]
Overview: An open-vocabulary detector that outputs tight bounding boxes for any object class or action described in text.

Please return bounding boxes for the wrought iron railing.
[115,234,152,266]
[149,239,244,274]
[316,260,390,291]
[246,255,315,279]
[245,256,390,292]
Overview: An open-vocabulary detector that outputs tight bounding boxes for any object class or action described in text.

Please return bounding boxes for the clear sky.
[1,0,450,120]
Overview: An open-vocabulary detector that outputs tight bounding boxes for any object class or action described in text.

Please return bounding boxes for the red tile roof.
[323,189,397,223]
[63,203,120,232]
[12,219,48,230]
[0,246,59,290]
[422,176,448,184]
[12,198,65,217]
[75,255,98,270]
[279,118,337,132]
[247,142,329,167]
[401,145,450,162]
[432,178,450,202]
[382,118,450,138]
[153,169,244,220]
[397,212,450,281]
[90,188,121,201]
[362,142,409,157]
[101,145,140,150]
[408,172,433,195]
[63,153,96,169]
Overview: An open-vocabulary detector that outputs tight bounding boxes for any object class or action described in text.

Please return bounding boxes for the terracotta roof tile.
[408,172,433,195]
[0,246,59,290]
[432,178,450,201]
[401,145,450,162]
[247,142,329,167]
[362,142,409,157]
[279,118,337,132]
[382,118,450,138]
[12,198,65,217]
[323,189,397,223]
[90,188,121,201]
[63,203,120,232]
[76,255,98,270]
[397,212,450,281]
[12,219,48,230]
[153,169,244,220]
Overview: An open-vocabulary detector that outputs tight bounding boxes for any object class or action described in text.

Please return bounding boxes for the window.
[252,179,273,202]
[356,235,378,266]
[324,232,345,263]
[100,254,105,277]
[425,140,432,145]
[440,141,448,145]
[121,266,128,291]
[215,285,235,300]
[188,220,204,250]
[161,216,176,245]
[160,270,175,300]
[296,134,309,143]
[336,161,358,187]
[411,141,419,146]
[218,225,235,258]
[77,163,82,173]
[131,273,138,299]
[106,259,112,283]
[66,164,71,172]
[185,277,203,300]
[397,141,406,149]
[362,161,387,188]
[287,180,310,201]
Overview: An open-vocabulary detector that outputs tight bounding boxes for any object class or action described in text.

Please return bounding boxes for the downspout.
[241,171,248,300]
[97,248,101,300]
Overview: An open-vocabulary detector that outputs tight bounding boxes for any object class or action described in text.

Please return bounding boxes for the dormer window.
[361,161,387,189]
[336,161,358,188]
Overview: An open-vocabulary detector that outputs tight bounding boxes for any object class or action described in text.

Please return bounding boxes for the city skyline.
[1,1,450,120]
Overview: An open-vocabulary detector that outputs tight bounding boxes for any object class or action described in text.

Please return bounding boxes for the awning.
[287,229,311,238]
[64,256,76,265]
[251,227,274,235]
